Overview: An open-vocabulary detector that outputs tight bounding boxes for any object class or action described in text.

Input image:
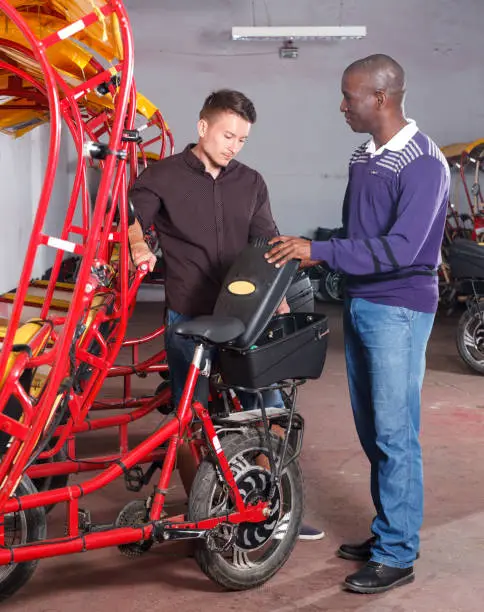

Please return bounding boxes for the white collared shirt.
[366,120,419,157]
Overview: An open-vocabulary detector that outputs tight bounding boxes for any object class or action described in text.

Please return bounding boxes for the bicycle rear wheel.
[188,430,303,590]
[0,474,46,602]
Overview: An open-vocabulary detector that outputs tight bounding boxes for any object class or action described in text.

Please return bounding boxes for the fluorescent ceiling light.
[232,26,367,41]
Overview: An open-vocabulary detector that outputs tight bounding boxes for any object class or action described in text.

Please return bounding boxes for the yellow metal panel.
[441,138,484,160]
[0,320,47,387]
[0,293,70,310]
[30,280,75,291]
[0,2,160,138]
[136,93,157,120]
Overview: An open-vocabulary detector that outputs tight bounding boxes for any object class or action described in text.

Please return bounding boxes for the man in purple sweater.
[266,54,450,593]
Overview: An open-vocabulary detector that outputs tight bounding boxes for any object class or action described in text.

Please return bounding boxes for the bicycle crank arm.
[157,527,208,542]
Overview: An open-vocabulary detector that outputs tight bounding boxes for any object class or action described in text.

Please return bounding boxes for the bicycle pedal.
[78,508,92,531]
[124,466,144,492]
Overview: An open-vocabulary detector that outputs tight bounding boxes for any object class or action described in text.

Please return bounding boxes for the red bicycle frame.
[0,0,267,568]
[0,1,175,477]
[0,340,268,564]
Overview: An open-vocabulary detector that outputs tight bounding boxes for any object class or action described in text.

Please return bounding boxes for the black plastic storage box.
[448,239,484,279]
[286,270,314,313]
[214,237,299,349]
[219,312,329,388]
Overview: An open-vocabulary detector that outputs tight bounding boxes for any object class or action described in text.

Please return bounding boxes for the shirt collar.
[183,144,205,172]
[366,120,418,156]
[182,143,236,174]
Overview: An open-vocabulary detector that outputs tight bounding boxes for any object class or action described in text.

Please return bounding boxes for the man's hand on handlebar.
[127,218,157,272]
[130,241,157,272]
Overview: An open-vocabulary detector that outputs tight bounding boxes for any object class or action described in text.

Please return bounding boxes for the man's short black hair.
[200,89,257,124]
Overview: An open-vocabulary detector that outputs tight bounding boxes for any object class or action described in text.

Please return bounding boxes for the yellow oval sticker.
[227,280,256,295]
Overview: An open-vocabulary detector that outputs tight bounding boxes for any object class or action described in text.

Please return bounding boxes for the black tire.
[325,270,344,301]
[32,442,69,514]
[188,430,303,591]
[155,379,173,414]
[317,269,344,302]
[456,308,484,374]
[0,474,47,602]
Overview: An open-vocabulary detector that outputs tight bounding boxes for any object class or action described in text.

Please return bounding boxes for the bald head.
[344,54,406,104]
[340,54,408,137]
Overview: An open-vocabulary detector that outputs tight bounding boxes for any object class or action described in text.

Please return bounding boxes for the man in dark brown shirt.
[128,89,287,392]
[129,128,279,315]
[128,90,323,540]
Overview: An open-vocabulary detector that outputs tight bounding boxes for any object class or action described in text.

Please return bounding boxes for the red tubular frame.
[0,78,172,465]
[444,144,484,242]
[0,0,172,471]
[0,1,268,574]
[0,0,135,501]
[1,353,267,564]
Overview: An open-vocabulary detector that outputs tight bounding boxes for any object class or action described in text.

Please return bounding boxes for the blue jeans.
[343,298,435,569]
[164,310,284,410]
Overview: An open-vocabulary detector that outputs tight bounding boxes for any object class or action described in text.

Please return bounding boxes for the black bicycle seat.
[175,315,245,345]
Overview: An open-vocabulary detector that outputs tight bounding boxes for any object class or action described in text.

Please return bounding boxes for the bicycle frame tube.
[0,342,268,565]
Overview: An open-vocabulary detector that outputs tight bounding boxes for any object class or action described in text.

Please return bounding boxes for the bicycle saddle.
[174,315,245,344]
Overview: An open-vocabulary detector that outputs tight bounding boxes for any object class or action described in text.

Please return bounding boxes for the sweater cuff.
[310,240,333,264]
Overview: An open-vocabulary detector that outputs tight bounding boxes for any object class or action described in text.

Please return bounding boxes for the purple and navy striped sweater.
[311,128,450,313]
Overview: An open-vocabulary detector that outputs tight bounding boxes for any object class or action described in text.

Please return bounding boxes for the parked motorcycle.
[308,227,345,303]
[447,239,484,374]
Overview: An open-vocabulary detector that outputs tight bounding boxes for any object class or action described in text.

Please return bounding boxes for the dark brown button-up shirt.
[129,144,278,316]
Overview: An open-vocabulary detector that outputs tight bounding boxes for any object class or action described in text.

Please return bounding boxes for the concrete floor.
[6,301,484,612]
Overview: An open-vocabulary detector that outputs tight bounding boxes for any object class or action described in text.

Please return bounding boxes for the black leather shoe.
[337,536,375,561]
[337,537,420,562]
[344,561,414,594]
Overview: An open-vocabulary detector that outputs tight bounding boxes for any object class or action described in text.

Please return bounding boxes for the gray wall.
[1,0,482,294]
[0,125,74,295]
[125,0,484,235]
[0,132,33,298]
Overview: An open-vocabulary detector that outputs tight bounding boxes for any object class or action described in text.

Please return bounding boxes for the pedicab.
[0,0,329,601]
[441,138,484,242]
[0,0,176,501]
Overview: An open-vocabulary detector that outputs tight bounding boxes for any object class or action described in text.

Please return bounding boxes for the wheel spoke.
[463,322,484,359]
[272,512,291,540]
[463,327,476,348]
[233,549,254,568]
